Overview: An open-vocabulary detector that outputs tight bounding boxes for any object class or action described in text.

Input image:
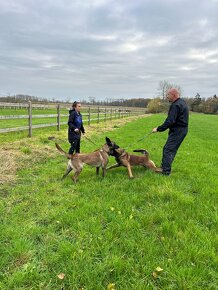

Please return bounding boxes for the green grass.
[0,114,217,289]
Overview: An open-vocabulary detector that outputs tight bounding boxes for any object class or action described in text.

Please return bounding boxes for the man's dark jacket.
[157,98,189,132]
[68,109,85,142]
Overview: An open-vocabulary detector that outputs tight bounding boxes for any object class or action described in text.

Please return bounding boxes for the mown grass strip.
[0,113,217,289]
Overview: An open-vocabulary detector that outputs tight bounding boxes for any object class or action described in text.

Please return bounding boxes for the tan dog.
[107,147,161,178]
[55,137,117,182]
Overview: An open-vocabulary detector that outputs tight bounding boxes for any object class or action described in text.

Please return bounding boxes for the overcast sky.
[0,0,218,101]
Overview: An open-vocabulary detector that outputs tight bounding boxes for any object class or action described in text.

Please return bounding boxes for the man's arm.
[155,105,179,132]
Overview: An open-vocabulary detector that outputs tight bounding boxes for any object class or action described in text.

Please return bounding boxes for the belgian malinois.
[55,137,119,182]
[107,142,161,178]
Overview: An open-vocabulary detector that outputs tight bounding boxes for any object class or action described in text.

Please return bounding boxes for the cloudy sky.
[0,0,218,100]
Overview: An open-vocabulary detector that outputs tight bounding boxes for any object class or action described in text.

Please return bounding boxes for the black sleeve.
[81,123,85,133]
[68,111,77,130]
[157,104,179,132]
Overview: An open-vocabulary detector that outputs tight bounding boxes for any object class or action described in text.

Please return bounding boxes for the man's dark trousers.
[161,127,188,175]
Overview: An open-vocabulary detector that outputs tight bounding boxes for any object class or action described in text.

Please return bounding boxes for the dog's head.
[105,137,121,156]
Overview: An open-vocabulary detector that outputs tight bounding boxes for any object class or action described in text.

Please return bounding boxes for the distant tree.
[190,93,202,111]
[204,97,218,114]
[157,80,170,100]
[147,98,166,113]
[157,80,182,99]
[89,97,96,104]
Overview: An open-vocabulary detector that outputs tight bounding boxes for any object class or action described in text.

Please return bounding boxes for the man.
[68,101,85,154]
[152,88,189,175]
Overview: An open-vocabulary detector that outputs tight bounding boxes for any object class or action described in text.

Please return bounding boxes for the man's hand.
[152,128,158,133]
[74,128,79,132]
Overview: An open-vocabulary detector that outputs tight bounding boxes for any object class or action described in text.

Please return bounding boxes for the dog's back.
[55,140,111,182]
[128,149,150,166]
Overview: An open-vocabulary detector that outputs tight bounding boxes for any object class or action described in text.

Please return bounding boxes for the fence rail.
[0,101,146,111]
[0,101,146,137]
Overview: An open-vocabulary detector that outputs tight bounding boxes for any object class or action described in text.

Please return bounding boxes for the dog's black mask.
[105,137,120,156]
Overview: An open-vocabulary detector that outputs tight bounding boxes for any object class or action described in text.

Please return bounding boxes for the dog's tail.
[55,143,72,159]
[133,149,149,156]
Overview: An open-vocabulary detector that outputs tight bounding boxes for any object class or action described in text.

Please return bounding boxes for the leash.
[82,135,99,146]
[124,131,153,150]
[48,136,66,143]
[48,135,99,147]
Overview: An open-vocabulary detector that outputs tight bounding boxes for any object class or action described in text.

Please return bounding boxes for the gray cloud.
[0,0,217,100]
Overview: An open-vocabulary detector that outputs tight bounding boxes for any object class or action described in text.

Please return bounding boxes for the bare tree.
[157,80,182,99]
[157,80,170,100]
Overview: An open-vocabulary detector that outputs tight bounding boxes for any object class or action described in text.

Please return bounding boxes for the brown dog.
[55,137,118,182]
[107,146,161,178]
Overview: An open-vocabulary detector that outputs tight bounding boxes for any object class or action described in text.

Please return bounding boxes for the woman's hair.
[72,101,80,109]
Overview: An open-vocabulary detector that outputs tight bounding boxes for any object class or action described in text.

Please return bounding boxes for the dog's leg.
[62,163,73,180]
[126,164,134,179]
[96,167,100,175]
[72,169,82,183]
[122,160,134,179]
[102,167,106,177]
[145,160,159,172]
[71,161,83,183]
[106,163,121,170]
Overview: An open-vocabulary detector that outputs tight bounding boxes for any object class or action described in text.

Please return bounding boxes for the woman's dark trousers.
[68,138,81,154]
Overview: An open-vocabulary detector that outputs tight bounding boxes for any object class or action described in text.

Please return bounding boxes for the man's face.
[167,92,174,102]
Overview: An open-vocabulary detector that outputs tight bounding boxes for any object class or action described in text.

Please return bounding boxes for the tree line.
[147,94,218,114]
[0,94,151,108]
[1,89,217,115]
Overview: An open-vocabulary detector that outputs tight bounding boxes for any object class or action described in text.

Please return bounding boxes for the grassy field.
[0,113,217,289]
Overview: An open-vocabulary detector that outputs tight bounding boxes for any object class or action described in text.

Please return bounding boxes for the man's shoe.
[155,168,170,176]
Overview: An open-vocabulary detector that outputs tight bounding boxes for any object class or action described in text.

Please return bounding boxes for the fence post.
[57,104,60,131]
[105,108,107,123]
[88,106,91,125]
[97,106,100,123]
[119,108,121,119]
[28,101,32,137]
[110,108,112,121]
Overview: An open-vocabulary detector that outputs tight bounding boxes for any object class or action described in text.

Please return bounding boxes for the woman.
[68,101,85,154]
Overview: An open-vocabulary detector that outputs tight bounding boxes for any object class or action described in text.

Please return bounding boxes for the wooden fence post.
[28,101,32,137]
[119,108,121,119]
[57,104,60,131]
[97,106,100,123]
[104,108,107,123]
[88,106,91,125]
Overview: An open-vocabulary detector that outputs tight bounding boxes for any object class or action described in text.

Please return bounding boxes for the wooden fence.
[0,101,145,137]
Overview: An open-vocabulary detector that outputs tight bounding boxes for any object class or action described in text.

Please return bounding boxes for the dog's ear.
[105,137,112,145]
